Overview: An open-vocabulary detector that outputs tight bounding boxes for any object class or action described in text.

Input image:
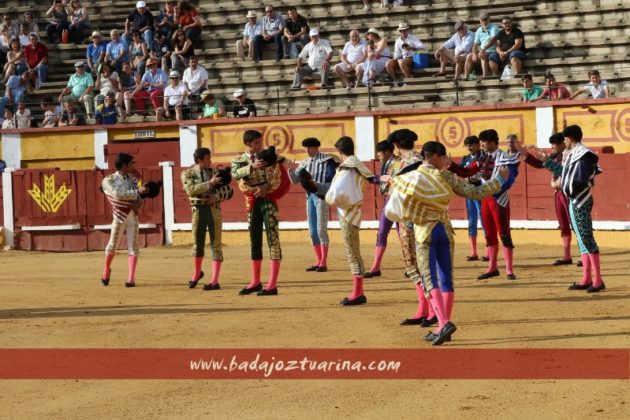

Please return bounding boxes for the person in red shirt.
[534,72,571,101]
[23,33,48,88]
[176,1,202,48]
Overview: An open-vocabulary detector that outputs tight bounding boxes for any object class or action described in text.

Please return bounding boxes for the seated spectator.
[45,0,70,45]
[2,39,26,85]
[2,108,16,129]
[490,16,526,76]
[465,12,500,80]
[24,33,48,89]
[3,15,20,39]
[434,21,474,81]
[1,26,11,61]
[105,29,129,73]
[132,57,167,115]
[66,0,90,45]
[22,12,39,34]
[156,70,189,121]
[0,72,32,115]
[198,90,224,119]
[232,89,256,118]
[386,22,424,87]
[171,29,194,72]
[94,63,120,110]
[58,60,95,118]
[19,24,31,47]
[520,74,542,102]
[151,31,171,71]
[125,1,154,50]
[356,28,389,87]
[236,10,262,62]
[182,55,207,109]
[534,72,571,101]
[569,70,609,100]
[95,91,118,125]
[116,61,141,120]
[175,1,202,49]
[129,30,149,75]
[254,5,285,62]
[40,95,62,127]
[14,101,31,128]
[86,31,107,75]
[283,6,308,59]
[58,98,86,126]
[157,1,177,41]
[334,30,367,90]
[291,28,333,90]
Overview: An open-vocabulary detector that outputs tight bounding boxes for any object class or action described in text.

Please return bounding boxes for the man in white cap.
[58,60,95,118]
[291,28,333,90]
[232,89,256,118]
[86,31,107,76]
[434,21,474,81]
[386,22,424,87]
[125,1,155,50]
[236,10,263,62]
[334,30,367,90]
[465,12,500,80]
[157,69,189,121]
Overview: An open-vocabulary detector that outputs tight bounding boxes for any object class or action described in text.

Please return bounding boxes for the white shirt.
[98,71,119,95]
[15,108,31,128]
[394,34,424,59]
[441,30,475,56]
[299,39,333,69]
[2,118,16,129]
[182,66,209,93]
[341,40,367,64]
[43,106,63,127]
[585,80,608,99]
[165,82,189,107]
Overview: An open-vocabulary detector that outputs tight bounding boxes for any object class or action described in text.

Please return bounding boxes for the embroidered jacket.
[102,171,142,223]
[231,152,284,210]
[181,166,234,207]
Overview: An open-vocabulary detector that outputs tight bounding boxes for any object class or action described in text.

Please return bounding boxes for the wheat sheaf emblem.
[27,174,72,213]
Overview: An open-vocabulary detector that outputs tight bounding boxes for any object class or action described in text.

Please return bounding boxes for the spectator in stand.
[291,28,333,90]
[58,98,86,126]
[283,6,308,59]
[182,55,207,113]
[335,30,367,90]
[569,70,609,100]
[2,108,16,129]
[386,22,424,87]
[125,1,154,51]
[198,90,224,119]
[19,25,31,47]
[45,0,70,45]
[232,89,256,118]
[520,74,542,102]
[66,0,90,44]
[152,31,172,71]
[175,1,202,49]
[356,28,390,88]
[86,31,107,76]
[157,1,178,41]
[24,33,49,88]
[490,16,526,76]
[171,28,194,72]
[129,30,149,76]
[236,10,262,62]
[14,101,32,128]
[22,12,39,34]
[40,95,63,127]
[534,72,571,101]
[105,29,129,74]
[1,73,32,114]
[254,5,285,62]
[3,15,20,39]
[95,91,118,125]
[117,61,141,120]
[2,39,27,85]
[133,57,167,115]
[58,60,95,118]
[1,26,11,63]
[94,63,120,110]
[157,69,189,121]
[434,21,474,81]
[465,12,500,80]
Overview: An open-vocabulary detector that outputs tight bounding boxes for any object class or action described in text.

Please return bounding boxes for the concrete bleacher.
[4,0,630,121]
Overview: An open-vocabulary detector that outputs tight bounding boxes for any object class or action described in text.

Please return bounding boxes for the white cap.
[136,1,146,8]
[309,28,319,37]
[169,70,180,78]
[233,89,245,98]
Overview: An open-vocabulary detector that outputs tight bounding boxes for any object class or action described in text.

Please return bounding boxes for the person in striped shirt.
[325,136,374,306]
[288,137,339,272]
[100,153,147,288]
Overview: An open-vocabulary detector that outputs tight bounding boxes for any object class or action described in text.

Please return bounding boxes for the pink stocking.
[411,284,429,319]
[127,255,138,283]
[320,244,329,267]
[428,288,448,331]
[487,244,499,272]
[248,260,262,288]
[266,259,280,290]
[102,253,114,279]
[312,245,322,266]
[349,275,364,300]
[588,252,603,287]
[209,260,221,286]
[580,254,592,285]
[469,236,478,257]
[369,245,386,272]
[192,256,203,280]
[503,246,514,275]
[562,235,572,260]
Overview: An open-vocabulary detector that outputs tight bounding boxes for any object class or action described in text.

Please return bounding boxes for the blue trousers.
[465,198,483,237]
